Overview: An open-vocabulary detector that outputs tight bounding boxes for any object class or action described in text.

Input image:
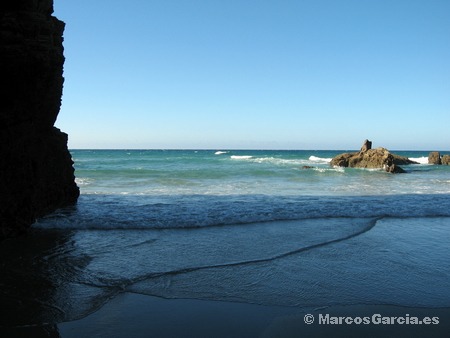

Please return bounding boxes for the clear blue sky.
[54,0,449,150]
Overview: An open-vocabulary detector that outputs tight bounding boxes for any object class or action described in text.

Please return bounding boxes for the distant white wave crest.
[315,166,345,173]
[309,156,332,163]
[75,178,93,186]
[215,151,229,155]
[409,157,429,164]
[230,156,310,166]
[231,155,253,160]
[252,157,308,165]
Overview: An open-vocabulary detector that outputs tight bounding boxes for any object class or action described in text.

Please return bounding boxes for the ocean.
[39,149,450,228]
[2,149,450,332]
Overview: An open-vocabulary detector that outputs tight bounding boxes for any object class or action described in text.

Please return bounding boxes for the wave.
[409,156,429,164]
[230,155,253,160]
[214,151,228,155]
[230,155,310,166]
[34,194,450,231]
[75,177,93,186]
[230,155,330,165]
[251,157,307,165]
[309,155,332,163]
[313,166,345,173]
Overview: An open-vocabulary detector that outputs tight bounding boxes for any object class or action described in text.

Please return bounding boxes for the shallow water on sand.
[1,216,450,330]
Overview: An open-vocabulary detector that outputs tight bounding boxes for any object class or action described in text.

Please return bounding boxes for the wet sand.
[56,292,450,338]
[1,217,450,337]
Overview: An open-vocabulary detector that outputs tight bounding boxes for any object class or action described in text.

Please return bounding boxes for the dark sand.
[2,219,450,337]
[55,293,449,338]
[2,292,449,337]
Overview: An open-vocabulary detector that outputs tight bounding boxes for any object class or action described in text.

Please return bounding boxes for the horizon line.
[68,148,450,152]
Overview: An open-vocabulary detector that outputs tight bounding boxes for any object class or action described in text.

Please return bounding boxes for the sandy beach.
[59,293,450,337]
[2,215,450,337]
[3,292,449,337]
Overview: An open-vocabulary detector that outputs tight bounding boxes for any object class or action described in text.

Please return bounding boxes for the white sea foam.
[229,156,308,166]
[230,155,253,160]
[75,178,93,186]
[215,151,228,155]
[409,156,429,164]
[315,166,345,173]
[252,157,308,166]
[331,165,345,171]
[309,156,332,163]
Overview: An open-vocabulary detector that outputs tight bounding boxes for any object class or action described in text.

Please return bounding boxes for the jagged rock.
[330,140,418,173]
[302,166,314,169]
[0,0,79,239]
[428,152,442,165]
[384,163,406,174]
[442,155,450,165]
[360,139,372,152]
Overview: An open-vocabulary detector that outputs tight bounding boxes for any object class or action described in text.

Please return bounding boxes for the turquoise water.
[36,149,450,229]
[2,149,450,330]
[72,149,448,196]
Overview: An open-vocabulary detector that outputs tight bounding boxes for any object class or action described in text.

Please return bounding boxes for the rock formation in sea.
[360,139,372,152]
[428,151,450,165]
[0,0,79,239]
[442,155,450,165]
[428,152,442,165]
[330,140,418,173]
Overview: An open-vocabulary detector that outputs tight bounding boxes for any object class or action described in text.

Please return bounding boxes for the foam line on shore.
[79,217,380,291]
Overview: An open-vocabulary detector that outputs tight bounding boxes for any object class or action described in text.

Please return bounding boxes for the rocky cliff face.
[0,0,79,239]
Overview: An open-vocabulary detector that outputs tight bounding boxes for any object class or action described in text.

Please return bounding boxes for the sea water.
[38,150,450,229]
[1,149,450,326]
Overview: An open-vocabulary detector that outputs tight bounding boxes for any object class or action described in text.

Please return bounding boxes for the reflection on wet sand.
[0,229,109,337]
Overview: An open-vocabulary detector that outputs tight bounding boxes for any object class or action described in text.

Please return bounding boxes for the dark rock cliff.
[0,0,79,239]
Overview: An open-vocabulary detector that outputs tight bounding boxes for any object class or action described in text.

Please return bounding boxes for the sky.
[54,0,450,150]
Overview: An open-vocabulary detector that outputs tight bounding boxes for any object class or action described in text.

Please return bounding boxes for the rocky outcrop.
[442,155,450,165]
[330,140,418,173]
[428,152,450,165]
[360,139,372,152]
[428,152,441,165]
[1,0,79,239]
